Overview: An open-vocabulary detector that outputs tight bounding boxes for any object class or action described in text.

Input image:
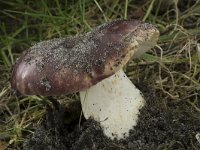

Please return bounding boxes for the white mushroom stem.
[80,69,145,140]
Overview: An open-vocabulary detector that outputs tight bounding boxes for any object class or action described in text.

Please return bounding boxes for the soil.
[21,83,200,150]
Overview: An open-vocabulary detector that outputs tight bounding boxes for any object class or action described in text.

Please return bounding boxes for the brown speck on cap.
[11,19,159,96]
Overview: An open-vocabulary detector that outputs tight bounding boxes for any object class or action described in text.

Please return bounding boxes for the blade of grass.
[94,0,108,22]
[159,28,200,42]
[79,0,91,30]
[142,0,156,21]
[124,0,128,19]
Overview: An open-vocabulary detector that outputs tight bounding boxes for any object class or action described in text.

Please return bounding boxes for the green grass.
[0,0,200,149]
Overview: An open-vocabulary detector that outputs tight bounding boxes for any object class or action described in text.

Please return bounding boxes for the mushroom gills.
[80,69,145,140]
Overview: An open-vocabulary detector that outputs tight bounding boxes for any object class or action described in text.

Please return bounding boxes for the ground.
[21,84,200,150]
[0,0,200,150]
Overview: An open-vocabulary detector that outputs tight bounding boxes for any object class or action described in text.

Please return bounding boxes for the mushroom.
[11,19,159,140]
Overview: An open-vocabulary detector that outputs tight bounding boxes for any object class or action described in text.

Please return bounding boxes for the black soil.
[22,84,200,150]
